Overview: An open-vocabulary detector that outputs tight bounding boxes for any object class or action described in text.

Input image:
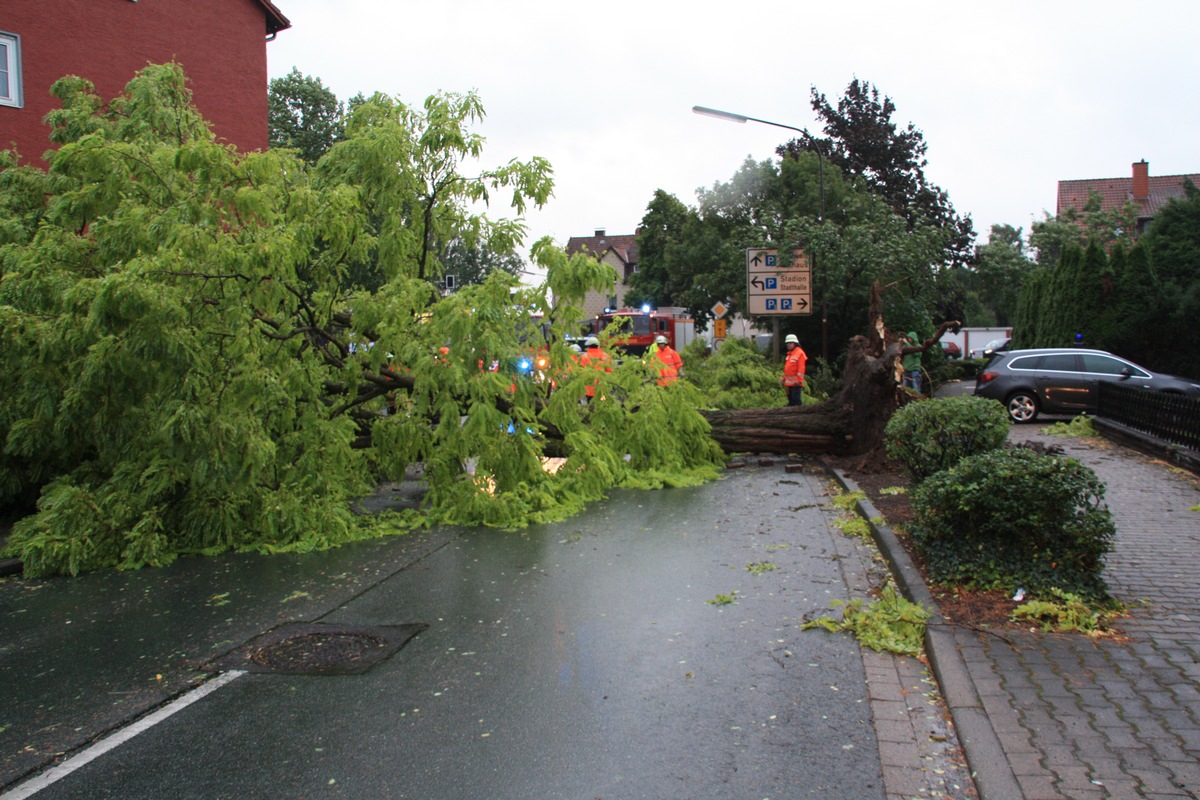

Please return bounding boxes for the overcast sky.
[266,0,1199,265]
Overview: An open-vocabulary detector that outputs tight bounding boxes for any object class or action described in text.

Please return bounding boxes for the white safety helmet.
[569,343,583,354]
[585,336,600,348]
[655,335,668,346]
[785,334,799,345]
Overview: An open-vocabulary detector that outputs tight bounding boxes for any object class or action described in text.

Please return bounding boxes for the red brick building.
[1057,160,1200,236]
[1,0,289,165]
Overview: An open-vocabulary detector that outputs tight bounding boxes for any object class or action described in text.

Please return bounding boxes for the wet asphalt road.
[3,464,887,799]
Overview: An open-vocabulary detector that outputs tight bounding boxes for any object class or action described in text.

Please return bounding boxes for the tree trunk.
[701,284,960,456]
[701,333,899,455]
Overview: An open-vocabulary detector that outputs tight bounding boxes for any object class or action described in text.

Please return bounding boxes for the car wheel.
[1005,391,1039,423]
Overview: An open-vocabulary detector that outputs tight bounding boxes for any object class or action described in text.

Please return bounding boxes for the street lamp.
[692,105,829,360]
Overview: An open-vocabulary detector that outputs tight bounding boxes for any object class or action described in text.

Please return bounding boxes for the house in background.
[564,227,771,351]
[2,0,290,165]
[1057,161,1200,236]
[564,229,640,319]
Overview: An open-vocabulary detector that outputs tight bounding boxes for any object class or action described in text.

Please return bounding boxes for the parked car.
[940,341,962,359]
[973,348,1200,422]
[969,337,1010,359]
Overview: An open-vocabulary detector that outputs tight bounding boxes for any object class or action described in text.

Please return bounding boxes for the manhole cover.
[252,632,384,673]
[212,622,426,675]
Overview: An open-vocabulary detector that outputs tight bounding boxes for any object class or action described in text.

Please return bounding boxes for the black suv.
[973,348,1200,422]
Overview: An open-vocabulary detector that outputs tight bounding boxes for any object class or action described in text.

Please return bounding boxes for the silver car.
[973,348,1200,422]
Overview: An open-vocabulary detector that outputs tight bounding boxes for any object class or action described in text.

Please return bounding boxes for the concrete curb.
[821,459,1022,800]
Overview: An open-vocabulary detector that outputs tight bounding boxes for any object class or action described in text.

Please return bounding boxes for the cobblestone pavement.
[954,426,1200,799]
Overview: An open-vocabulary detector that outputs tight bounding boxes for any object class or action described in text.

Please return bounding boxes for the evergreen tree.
[1116,242,1167,368]
[1073,241,1108,348]
[1013,268,1047,348]
[1144,180,1200,376]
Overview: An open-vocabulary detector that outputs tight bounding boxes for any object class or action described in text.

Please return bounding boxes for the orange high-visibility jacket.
[654,346,683,384]
[580,347,612,397]
[783,346,807,387]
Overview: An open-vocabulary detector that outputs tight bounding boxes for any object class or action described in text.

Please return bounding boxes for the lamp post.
[692,105,829,361]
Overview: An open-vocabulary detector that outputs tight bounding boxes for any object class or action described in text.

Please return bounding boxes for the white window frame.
[0,31,23,109]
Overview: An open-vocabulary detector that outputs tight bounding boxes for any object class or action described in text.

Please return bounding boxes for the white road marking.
[0,670,245,799]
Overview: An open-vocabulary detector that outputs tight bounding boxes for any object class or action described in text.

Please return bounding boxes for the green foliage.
[681,337,785,409]
[831,490,865,511]
[1144,180,1200,378]
[1043,414,1097,438]
[707,591,738,606]
[745,561,777,575]
[970,224,1034,325]
[829,489,870,538]
[637,80,966,357]
[1015,185,1200,380]
[832,515,872,540]
[804,78,975,272]
[799,357,840,401]
[802,584,930,657]
[268,68,345,164]
[927,355,979,384]
[0,64,726,577]
[628,190,694,309]
[438,238,525,287]
[1012,589,1122,634]
[884,396,1011,482]
[1029,192,1137,269]
[909,448,1115,599]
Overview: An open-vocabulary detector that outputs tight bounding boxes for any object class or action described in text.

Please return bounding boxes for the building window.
[0,32,22,108]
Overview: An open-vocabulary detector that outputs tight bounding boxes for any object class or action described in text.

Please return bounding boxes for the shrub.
[884,396,1011,482]
[909,448,1115,599]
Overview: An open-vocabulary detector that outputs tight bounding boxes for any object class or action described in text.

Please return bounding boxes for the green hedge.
[909,448,1115,599]
[884,396,1011,482]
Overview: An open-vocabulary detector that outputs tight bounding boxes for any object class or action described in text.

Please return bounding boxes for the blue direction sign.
[746,248,812,316]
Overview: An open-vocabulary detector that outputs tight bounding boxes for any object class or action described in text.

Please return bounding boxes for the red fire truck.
[587,307,696,356]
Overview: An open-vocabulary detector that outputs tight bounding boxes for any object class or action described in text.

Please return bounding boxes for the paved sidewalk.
[952,426,1200,799]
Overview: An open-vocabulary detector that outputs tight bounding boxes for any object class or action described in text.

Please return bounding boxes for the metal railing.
[1096,382,1200,451]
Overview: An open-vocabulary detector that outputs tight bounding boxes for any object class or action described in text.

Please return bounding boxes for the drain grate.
[213,622,426,676]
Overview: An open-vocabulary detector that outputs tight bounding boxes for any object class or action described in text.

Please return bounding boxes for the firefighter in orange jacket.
[781,333,807,406]
[650,335,683,386]
[579,335,611,400]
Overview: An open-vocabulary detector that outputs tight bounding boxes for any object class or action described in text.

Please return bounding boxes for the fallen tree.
[0,65,959,576]
[701,285,960,456]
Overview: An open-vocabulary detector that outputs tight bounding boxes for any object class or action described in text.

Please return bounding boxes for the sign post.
[746,248,812,316]
[710,301,728,343]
